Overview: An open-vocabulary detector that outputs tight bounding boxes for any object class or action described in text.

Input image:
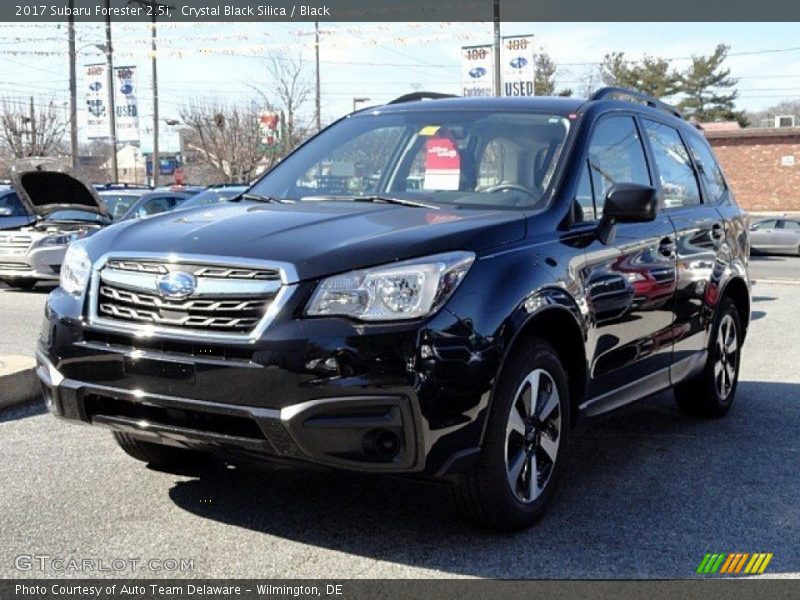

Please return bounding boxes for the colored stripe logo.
[697,553,773,574]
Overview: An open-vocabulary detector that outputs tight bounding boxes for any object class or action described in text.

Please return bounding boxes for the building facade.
[705,127,800,212]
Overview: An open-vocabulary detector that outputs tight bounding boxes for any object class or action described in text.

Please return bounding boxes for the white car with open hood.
[0,158,109,289]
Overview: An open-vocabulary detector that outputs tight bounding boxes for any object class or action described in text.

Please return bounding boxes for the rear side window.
[642,119,701,209]
[781,220,800,231]
[685,135,727,204]
[587,116,650,220]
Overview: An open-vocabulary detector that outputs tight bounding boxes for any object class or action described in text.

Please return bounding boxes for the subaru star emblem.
[89,81,102,91]
[156,272,196,299]
[468,67,487,79]
[510,57,528,69]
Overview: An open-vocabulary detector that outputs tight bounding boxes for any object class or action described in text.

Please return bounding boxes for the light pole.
[67,1,77,169]
[353,97,371,112]
[103,0,118,182]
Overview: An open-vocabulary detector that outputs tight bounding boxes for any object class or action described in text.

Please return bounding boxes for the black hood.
[11,158,108,218]
[90,201,527,281]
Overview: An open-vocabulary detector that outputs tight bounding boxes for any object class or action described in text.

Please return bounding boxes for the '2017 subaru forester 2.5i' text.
[37,89,750,530]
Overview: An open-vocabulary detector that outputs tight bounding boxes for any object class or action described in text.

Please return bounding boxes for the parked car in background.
[0,158,110,290]
[749,217,800,255]
[0,185,33,231]
[153,184,207,194]
[115,191,195,221]
[176,185,249,210]
[98,190,149,221]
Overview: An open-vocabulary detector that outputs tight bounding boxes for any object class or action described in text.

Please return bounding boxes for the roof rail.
[389,92,457,104]
[589,87,683,119]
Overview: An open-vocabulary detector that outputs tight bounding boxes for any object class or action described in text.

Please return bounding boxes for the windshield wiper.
[237,193,291,204]
[351,195,440,210]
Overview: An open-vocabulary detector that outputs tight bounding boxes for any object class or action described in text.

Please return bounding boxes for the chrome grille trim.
[105,260,168,274]
[99,286,267,312]
[98,302,260,330]
[194,266,281,280]
[86,252,298,343]
[0,234,33,255]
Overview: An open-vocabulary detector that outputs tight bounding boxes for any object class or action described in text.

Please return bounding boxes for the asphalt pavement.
[0,281,798,579]
[749,254,800,282]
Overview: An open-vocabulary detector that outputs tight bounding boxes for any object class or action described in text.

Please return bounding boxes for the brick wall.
[706,131,800,211]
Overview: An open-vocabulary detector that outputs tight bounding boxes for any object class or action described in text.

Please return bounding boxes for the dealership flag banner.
[84,63,109,139]
[501,35,535,97]
[114,66,140,143]
[461,44,494,97]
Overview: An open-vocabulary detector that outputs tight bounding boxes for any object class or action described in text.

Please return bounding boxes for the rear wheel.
[112,432,208,467]
[675,297,742,417]
[453,339,570,531]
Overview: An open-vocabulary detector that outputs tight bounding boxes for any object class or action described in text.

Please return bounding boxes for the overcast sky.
[1,21,798,148]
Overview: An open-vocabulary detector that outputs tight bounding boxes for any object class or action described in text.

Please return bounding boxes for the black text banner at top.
[6,0,800,22]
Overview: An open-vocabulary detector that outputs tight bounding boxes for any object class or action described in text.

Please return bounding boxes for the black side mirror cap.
[597,183,659,245]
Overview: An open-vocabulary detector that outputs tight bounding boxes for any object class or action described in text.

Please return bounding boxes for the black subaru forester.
[37,88,750,531]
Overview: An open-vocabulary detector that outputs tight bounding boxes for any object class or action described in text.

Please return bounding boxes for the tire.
[2,278,36,290]
[112,432,208,467]
[453,339,571,531]
[674,297,742,418]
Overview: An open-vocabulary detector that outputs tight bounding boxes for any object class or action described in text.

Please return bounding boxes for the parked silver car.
[0,158,109,290]
[749,217,800,255]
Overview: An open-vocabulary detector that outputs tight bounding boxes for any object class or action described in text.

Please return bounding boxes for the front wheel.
[453,339,570,531]
[674,297,742,417]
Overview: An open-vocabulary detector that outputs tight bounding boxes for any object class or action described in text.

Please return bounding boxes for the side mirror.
[597,183,658,245]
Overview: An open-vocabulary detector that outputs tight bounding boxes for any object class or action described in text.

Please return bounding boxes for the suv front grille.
[91,258,286,338]
[0,234,32,255]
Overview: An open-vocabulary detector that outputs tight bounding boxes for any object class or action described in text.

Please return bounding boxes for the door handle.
[658,237,676,258]
[711,222,725,241]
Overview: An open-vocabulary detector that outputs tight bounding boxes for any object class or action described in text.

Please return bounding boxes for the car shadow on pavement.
[167,381,799,578]
[0,398,46,423]
[0,285,57,295]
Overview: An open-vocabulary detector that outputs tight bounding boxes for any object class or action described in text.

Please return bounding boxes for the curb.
[752,278,800,286]
[0,355,39,411]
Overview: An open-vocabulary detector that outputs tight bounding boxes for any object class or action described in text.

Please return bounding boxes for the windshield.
[100,193,142,220]
[180,187,248,209]
[249,110,571,209]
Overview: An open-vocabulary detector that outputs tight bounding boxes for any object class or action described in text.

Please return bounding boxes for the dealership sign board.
[84,63,109,139]
[462,37,536,97]
[84,64,140,141]
[114,66,140,143]
[501,35,535,97]
[461,44,494,97]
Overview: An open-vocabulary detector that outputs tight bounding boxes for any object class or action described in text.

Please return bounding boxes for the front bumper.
[37,286,499,476]
[37,349,421,472]
[0,245,66,280]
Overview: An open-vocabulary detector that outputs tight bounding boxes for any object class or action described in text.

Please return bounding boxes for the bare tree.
[251,53,311,151]
[0,98,67,159]
[179,100,266,184]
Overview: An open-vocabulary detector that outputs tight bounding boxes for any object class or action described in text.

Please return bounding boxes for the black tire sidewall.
[705,298,742,411]
[479,340,571,525]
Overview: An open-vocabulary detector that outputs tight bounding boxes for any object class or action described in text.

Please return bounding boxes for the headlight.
[38,231,87,247]
[59,240,92,295]
[306,251,474,321]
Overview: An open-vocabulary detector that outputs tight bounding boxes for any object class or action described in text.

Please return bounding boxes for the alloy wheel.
[504,368,561,503]
[714,314,738,400]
